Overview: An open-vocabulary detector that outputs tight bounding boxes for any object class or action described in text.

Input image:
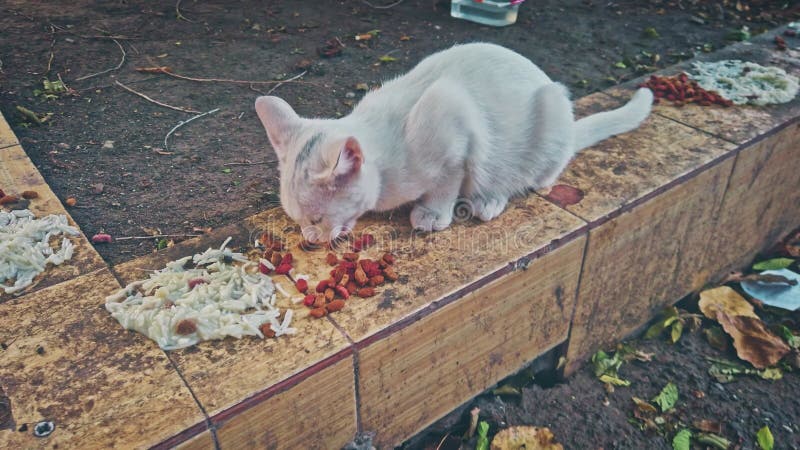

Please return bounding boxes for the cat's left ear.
[330,137,363,180]
[254,96,299,158]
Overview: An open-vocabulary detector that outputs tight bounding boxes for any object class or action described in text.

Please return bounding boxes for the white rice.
[691,60,799,106]
[105,237,296,350]
[0,209,79,294]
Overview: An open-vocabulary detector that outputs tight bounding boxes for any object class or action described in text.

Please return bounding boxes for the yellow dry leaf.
[491,426,564,450]
[698,286,758,320]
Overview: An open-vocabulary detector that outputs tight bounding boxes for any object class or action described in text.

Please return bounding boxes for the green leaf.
[643,27,660,38]
[613,61,627,69]
[759,367,782,380]
[757,425,774,450]
[652,382,678,412]
[670,321,684,344]
[492,384,521,396]
[378,55,398,63]
[775,325,800,349]
[752,257,794,271]
[221,168,232,174]
[592,350,622,377]
[476,421,489,450]
[599,374,631,386]
[672,429,692,450]
[644,320,668,339]
[697,433,732,449]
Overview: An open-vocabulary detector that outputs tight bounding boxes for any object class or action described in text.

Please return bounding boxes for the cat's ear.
[317,137,363,182]
[254,96,299,158]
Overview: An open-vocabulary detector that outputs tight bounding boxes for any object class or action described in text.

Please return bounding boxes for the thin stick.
[50,23,136,40]
[266,70,307,95]
[175,0,195,22]
[136,66,315,86]
[75,39,126,81]
[115,80,201,114]
[46,25,55,74]
[360,0,406,9]
[223,161,268,167]
[115,234,201,241]
[164,108,220,151]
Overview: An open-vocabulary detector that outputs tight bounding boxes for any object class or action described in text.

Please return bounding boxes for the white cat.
[255,43,653,243]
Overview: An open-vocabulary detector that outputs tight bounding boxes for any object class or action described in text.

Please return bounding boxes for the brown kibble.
[354,264,369,286]
[339,274,350,286]
[0,195,19,205]
[357,287,376,298]
[65,196,77,207]
[21,190,39,199]
[345,280,358,295]
[383,266,399,281]
[333,266,345,284]
[325,253,339,266]
[309,307,327,318]
[259,323,276,338]
[270,251,283,267]
[326,299,346,312]
[324,288,335,302]
[175,319,197,335]
[313,294,327,308]
[382,253,396,265]
[342,252,359,262]
[369,275,385,287]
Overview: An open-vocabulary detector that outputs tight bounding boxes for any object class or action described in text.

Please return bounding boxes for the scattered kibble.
[21,190,39,199]
[175,319,198,335]
[91,233,113,244]
[65,196,77,207]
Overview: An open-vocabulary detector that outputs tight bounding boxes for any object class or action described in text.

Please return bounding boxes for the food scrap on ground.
[105,237,295,350]
[691,60,799,105]
[0,209,79,294]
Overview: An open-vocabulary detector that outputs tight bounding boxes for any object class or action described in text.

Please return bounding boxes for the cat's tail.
[573,88,653,151]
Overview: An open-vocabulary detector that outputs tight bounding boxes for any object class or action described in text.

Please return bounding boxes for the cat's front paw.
[410,204,453,232]
[473,197,508,222]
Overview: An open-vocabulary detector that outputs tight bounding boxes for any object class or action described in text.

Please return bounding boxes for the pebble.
[345,92,356,99]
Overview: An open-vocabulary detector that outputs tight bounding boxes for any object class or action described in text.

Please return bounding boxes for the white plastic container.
[450,0,523,27]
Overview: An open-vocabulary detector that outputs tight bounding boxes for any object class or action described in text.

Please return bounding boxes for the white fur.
[255,43,652,242]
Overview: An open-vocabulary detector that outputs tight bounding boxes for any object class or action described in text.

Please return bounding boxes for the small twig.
[115,234,201,241]
[175,0,195,22]
[46,25,55,74]
[360,0,406,9]
[136,66,316,86]
[434,433,450,450]
[50,23,137,40]
[223,160,270,166]
[75,39,126,81]
[266,70,307,95]
[115,80,201,114]
[164,108,220,151]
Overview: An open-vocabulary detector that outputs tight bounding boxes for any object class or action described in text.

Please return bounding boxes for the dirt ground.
[1,1,799,449]
[0,0,795,265]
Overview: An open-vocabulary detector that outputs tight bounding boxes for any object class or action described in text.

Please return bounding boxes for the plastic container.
[450,0,524,27]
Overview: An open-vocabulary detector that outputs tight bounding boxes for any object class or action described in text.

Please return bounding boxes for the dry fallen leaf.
[693,419,723,434]
[716,311,790,369]
[491,426,563,450]
[698,286,758,319]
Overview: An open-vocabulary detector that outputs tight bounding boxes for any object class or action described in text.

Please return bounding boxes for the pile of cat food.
[303,249,398,318]
[1,199,79,295]
[105,237,296,350]
[639,73,734,107]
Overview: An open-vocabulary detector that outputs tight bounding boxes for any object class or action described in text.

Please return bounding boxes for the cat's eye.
[310,217,322,225]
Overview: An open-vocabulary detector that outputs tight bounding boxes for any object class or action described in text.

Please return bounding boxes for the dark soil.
[0,0,795,265]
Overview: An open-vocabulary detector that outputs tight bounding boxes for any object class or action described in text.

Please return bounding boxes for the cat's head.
[255,96,379,244]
